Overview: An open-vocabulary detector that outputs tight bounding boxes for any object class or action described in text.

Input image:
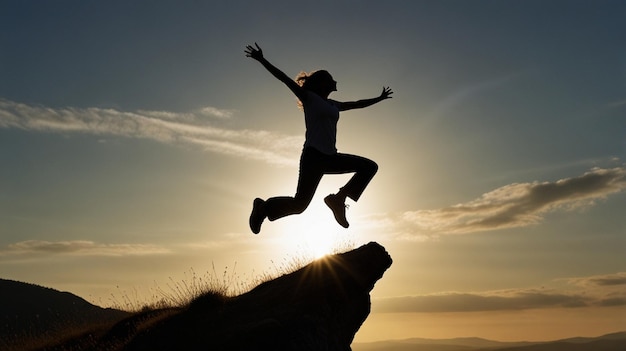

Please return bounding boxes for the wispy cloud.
[379,166,626,239]
[565,272,626,288]
[373,289,591,313]
[373,272,626,313]
[1,240,170,256]
[605,99,626,110]
[0,99,300,166]
[425,71,527,121]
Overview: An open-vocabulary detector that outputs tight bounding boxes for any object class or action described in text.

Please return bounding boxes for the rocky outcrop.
[106,241,392,351]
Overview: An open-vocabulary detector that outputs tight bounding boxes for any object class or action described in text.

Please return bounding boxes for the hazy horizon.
[1,0,625,343]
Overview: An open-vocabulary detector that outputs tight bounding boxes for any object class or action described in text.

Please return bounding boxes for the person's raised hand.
[245,42,263,61]
[380,86,393,100]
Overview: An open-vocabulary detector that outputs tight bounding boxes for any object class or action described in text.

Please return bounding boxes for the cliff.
[53,241,392,351]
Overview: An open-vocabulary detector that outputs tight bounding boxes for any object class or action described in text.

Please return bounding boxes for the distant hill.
[353,337,531,351]
[0,279,129,351]
[352,332,626,351]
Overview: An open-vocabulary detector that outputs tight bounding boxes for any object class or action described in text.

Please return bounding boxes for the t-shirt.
[302,90,340,155]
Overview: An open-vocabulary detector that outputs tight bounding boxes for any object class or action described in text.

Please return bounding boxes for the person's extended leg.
[264,166,322,221]
[323,153,378,227]
[249,147,324,233]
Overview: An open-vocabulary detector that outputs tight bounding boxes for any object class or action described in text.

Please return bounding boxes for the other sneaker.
[324,194,349,228]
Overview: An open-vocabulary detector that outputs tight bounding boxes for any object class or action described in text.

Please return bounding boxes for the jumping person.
[245,43,392,234]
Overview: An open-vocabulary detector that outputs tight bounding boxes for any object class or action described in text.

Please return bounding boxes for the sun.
[305,224,338,259]
[274,198,347,259]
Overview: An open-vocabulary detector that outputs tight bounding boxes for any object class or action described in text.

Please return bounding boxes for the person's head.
[295,70,337,97]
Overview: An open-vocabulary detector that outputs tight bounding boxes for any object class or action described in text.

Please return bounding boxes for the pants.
[265,146,378,221]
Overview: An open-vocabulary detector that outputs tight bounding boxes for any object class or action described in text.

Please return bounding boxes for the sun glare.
[274,199,348,260]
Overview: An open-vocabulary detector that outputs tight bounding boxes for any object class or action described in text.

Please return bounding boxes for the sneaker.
[324,194,349,228]
[249,198,266,234]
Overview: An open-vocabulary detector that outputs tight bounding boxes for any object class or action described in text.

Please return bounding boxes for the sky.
[1,0,625,343]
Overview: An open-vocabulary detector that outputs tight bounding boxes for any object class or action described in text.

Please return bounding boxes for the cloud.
[0,99,300,166]
[373,289,592,313]
[373,272,626,313]
[1,240,170,256]
[605,99,626,110]
[566,272,626,288]
[387,166,626,238]
[373,286,626,313]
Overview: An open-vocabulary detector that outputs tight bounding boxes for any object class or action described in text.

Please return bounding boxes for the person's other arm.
[245,43,307,103]
[338,86,393,111]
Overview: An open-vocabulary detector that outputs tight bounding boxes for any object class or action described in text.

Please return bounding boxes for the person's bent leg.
[329,153,378,202]
[323,153,378,228]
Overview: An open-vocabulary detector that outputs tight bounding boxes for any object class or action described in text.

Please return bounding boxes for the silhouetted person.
[245,43,393,234]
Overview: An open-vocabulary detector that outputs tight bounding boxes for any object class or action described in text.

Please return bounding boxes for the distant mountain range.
[352,332,626,351]
[0,278,129,351]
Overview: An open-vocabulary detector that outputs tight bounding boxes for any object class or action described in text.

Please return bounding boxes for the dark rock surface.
[111,241,393,351]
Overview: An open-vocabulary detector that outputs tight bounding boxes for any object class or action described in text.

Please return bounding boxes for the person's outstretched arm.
[338,86,393,111]
[245,43,307,103]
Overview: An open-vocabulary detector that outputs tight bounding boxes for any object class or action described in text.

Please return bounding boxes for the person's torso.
[303,91,340,154]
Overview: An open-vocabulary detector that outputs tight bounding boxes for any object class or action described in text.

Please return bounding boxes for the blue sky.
[1,0,625,342]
